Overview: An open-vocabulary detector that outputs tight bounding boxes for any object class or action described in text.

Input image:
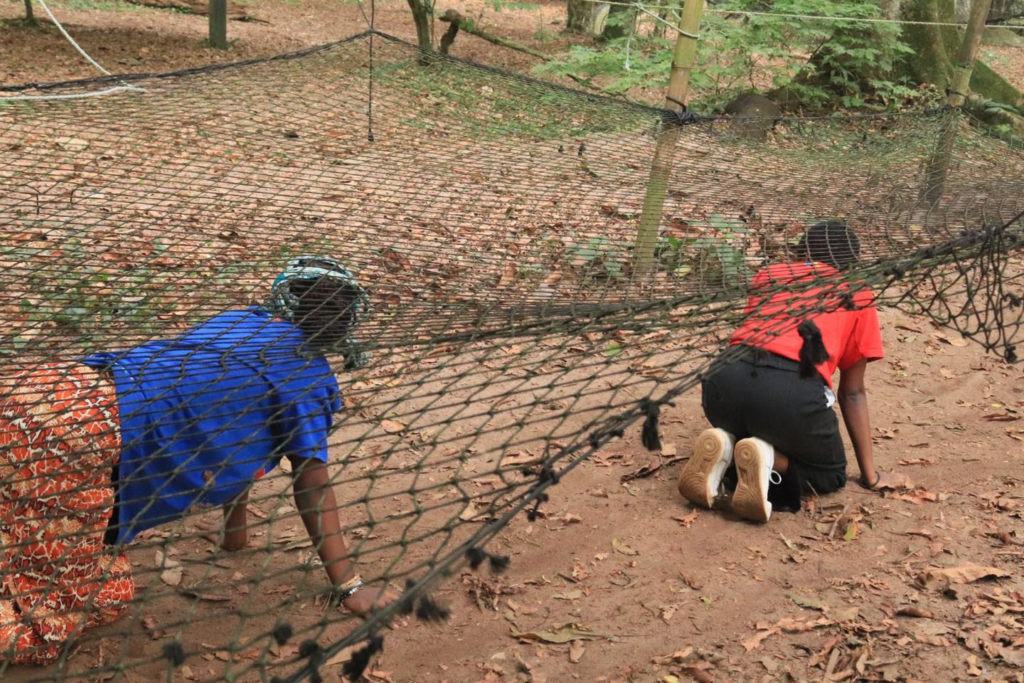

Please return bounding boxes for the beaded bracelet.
[335,574,363,600]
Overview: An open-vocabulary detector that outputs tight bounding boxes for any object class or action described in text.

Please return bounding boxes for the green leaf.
[604,341,622,357]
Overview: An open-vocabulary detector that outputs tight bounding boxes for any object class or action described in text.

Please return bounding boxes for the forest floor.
[8,0,1021,102]
[2,3,1024,683]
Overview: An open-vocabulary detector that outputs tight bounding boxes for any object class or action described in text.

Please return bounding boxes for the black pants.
[701,347,848,511]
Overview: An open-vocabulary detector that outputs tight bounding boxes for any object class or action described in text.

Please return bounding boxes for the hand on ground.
[867,470,913,491]
[343,587,400,617]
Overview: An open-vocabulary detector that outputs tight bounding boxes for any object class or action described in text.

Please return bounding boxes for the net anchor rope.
[579,0,1013,30]
[0,0,144,101]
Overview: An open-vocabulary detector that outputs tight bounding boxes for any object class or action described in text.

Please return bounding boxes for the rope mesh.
[0,30,1023,682]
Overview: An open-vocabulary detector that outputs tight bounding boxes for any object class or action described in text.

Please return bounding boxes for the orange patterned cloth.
[0,362,134,665]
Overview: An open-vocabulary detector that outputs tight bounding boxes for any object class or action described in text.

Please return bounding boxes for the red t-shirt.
[729,262,884,389]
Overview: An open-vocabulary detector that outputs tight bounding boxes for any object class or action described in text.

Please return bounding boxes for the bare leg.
[774,451,789,474]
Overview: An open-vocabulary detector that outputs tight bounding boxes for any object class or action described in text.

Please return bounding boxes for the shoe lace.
[769,470,783,486]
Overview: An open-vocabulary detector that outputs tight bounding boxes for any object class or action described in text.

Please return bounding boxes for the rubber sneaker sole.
[677,428,734,508]
[732,438,773,523]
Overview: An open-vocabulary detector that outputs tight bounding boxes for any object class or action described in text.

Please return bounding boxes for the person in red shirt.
[677,220,897,523]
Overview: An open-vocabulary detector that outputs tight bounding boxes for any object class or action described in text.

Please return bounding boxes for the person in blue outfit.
[0,256,391,665]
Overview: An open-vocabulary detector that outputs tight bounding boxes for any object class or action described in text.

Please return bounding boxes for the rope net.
[0,30,1023,682]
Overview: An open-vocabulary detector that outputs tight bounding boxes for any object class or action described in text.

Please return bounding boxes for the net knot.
[416,594,451,622]
[883,265,905,280]
[640,398,673,451]
[273,623,293,646]
[539,464,559,485]
[1004,293,1022,310]
[343,635,385,681]
[589,426,625,449]
[162,641,186,668]
[661,99,703,127]
[527,492,550,521]
[466,546,511,573]
[300,640,324,683]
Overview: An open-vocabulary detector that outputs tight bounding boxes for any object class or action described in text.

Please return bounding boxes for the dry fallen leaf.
[742,629,775,653]
[510,623,602,644]
[381,419,406,434]
[612,538,639,556]
[744,615,832,652]
[154,550,183,587]
[554,589,583,601]
[568,640,585,664]
[674,510,700,527]
[918,563,1011,591]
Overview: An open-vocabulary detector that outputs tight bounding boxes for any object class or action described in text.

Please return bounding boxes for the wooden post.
[209,0,228,49]
[922,0,992,203]
[633,0,704,278]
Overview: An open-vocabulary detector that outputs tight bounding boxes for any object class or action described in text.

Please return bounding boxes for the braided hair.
[798,220,861,270]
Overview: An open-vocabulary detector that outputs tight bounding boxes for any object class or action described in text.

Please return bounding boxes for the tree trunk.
[24,0,35,22]
[922,0,992,204]
[407,0,433,51]
[566,0,590,32]
[900,0,1023,111]
[439,10,551,60]
[601,3,636,40]
[901,0,960,91]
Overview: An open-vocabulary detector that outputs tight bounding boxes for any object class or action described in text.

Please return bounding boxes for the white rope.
[0,85,141,101]
[634,4,698,37]
[704,7,998,28]
[0,0,144,102]
[581,0,1008,29]
[35,0,116,76]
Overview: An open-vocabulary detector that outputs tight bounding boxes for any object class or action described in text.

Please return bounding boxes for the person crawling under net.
[0,256,395,665]
[677,221,899,523]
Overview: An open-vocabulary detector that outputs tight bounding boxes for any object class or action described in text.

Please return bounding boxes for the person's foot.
[732,437,780,523]
[677,428,735,508]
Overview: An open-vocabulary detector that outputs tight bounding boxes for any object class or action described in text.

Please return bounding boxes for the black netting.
[0,31,1022,682]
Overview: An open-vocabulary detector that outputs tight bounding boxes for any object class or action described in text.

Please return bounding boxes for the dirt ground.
[10,306,1022,683]
[374,307,1024,683]
[3,3,1024,683]
[0,0,570,86]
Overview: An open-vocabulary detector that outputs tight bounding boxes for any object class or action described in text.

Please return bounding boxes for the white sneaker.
[732,437,782,523]
[677,428,736,508]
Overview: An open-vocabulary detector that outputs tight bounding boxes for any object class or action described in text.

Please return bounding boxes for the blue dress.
[82,307,341,544]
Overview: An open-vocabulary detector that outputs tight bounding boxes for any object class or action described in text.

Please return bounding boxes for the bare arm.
[289,456,356,586]
[288,456,396,615]
[837,359,879,487]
